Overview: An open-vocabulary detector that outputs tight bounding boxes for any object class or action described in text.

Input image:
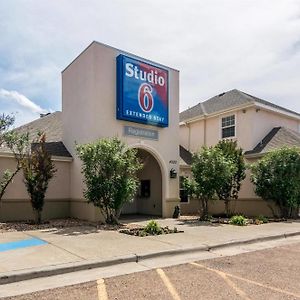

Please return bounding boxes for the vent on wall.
[40,113,50,118]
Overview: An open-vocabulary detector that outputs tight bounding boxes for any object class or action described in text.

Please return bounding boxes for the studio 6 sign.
[117,55,169,127]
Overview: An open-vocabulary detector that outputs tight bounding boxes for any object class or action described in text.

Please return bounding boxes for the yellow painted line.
[190,262,300,299]
[156,268,181,300]
[190,262,250,300]
[97,278,108,300]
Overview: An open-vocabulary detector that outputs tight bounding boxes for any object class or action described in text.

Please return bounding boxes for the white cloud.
[0,89,47,114]
[0,89,48,127]
[0,0,300,120]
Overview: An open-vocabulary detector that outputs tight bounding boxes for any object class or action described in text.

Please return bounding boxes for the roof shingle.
[0,112,72,158]
[179,145,192,165]
[245,127,300,155]
[180,89,300,122]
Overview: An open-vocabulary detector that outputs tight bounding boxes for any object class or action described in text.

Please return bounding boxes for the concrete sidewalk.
[0,218,299,284]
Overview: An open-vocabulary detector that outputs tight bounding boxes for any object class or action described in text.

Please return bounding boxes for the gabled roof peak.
[180,89,300,122]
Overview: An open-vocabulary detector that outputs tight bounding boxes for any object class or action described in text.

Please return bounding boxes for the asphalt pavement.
[3,240,300,299]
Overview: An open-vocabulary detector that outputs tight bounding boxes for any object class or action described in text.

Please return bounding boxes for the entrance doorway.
[122,148,162,216]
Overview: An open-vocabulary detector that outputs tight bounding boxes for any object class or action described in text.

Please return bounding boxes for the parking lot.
[4,241,300,300]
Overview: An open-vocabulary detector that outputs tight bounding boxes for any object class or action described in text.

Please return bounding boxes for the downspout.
[200,103,207,146]
[203,116,207,146]
[188,123,191,151]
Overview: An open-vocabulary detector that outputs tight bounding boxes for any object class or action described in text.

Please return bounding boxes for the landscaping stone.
[0,218,125,233]
[119,226,183,237]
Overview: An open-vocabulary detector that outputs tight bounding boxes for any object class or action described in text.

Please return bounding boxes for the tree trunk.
[279,204,289,219]
[225,199,230,217]
[104,207,119,225]
[204,199,209,220]
[34,210,42,224]
[267,203,277,218]
[289,207,298,219]
[0,166,21,201]
[115,207,122,220]
[199,198,209,220]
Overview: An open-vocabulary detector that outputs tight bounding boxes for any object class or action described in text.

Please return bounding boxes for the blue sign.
[117,54,169,127]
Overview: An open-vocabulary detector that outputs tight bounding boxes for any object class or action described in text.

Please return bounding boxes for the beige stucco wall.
[179,106,300,216]
[0,155,71,221]
[180,197,276,217]
[180,106,300,153]
[180,107,260,152]
[252,109,299,145]
[62,42,180,220]
[189,121,205,152]
[179,124,190,150]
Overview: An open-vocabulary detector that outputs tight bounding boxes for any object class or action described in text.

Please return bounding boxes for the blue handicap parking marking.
[0,237,48,252]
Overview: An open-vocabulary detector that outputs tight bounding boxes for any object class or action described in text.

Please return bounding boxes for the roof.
[10,111,63,142]
[179,145,192,165]
[180,89,300,122]
[0,112,72,158]
[245,127,300,156]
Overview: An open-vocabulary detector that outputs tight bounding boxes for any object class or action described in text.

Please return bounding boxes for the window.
[221,115,235,138]
[179,176,189,203]
[140,180,150,198]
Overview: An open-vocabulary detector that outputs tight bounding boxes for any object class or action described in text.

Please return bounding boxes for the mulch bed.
[0,218,125,233]
[119,226,183,237]
[211,217,288,225]
[179,215,290,226]
[0,216,295,233]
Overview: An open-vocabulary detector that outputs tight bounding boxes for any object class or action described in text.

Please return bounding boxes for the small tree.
[0,114,29,201]
[184,146,235,220]
[0,114,14,145]
[76,137,143,224]
[251,147,300,218]
[22,133,56,224]
[216,140,246,216]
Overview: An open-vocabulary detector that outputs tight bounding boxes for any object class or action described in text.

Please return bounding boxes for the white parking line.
[190,262,251,300]
[156,268,181,300]
[190,262,300,299]
[97,278,108,300]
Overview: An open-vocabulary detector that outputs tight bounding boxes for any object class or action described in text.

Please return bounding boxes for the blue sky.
[0,0,300,126]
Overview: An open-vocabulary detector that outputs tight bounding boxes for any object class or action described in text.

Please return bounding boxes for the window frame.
[179,175,190,204]
[140,179,151,198]
[220,113,237,140]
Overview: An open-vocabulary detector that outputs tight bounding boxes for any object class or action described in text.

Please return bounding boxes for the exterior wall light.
[170,168,177,178]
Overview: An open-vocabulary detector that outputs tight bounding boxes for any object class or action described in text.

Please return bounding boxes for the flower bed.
[119,226,183,237]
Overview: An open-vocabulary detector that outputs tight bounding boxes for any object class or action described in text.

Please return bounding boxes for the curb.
[1,231,299,285]
[0,255,137,285]
[208,231,300,250]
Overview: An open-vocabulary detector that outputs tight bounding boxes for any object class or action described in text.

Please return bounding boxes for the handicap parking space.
[0,232,30,244]
[0,237,47,253]
[0,237,81,273]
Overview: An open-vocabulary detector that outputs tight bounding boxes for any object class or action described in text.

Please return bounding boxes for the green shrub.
[251,147,300,218]
[184,146,236,220]
[216,140,246,217]
[143,220,162,235]
[229,215,247,226]
[256,215,269,224]
[22,133,56,224]
[76,137,142,224]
